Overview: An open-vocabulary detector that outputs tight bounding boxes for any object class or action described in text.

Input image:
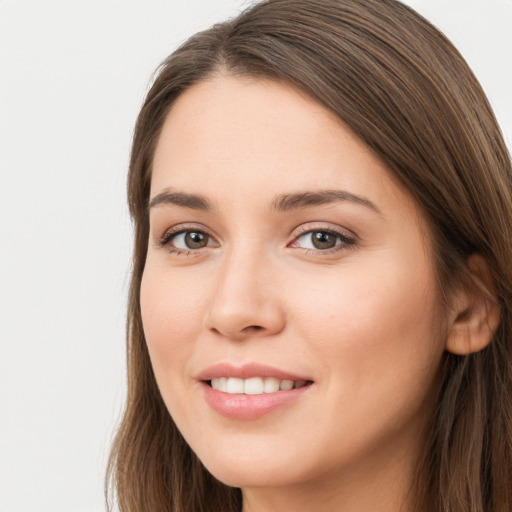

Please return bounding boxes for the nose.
[202,249,286,341]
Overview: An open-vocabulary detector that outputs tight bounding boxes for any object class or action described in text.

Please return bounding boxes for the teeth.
[263,377,280,393]
[210,377,309,395]
[280,380,294,391]
[215,377,227,392]
[226,377,244,394]
[244,377,264,395]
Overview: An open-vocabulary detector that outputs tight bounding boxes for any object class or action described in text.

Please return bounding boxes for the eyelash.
[158,224,214,256]
[291,224,357,255]
[157,224,357,257]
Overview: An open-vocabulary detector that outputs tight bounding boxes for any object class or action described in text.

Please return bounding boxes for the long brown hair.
[106,1,512,510]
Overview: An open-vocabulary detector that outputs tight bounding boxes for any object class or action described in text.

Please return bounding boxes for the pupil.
[185,231,207,249]
[312,231,336,249]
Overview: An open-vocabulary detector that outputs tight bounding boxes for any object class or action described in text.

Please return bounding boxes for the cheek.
[140,264,207,379]
[290,256,444,390]
[280,259,445,471]
[139,263,216,435]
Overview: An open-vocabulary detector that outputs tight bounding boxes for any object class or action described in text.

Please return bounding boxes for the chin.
[206,465,297,489]
[198,449,305,489]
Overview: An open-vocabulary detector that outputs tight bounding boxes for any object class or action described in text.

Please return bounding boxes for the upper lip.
[196,362,312,382]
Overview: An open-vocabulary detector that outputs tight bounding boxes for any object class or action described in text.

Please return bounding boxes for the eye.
[172,231,209,249]
[291,227,356,252]
[159,228,218,253]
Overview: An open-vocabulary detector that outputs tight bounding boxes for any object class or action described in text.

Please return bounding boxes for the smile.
[209,377,310,394]
[197,363,314,420]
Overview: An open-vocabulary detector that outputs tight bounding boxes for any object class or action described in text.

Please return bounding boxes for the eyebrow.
[148,189,212,211]
[148,187,381,215]
[270,189,381,214]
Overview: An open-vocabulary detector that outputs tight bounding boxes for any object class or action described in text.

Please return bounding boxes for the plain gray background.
[0,1,511,511]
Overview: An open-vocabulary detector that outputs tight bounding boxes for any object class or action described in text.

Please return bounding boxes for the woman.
[106,0,512,510]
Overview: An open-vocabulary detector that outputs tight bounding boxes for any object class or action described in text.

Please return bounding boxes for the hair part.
[107,1,512,510]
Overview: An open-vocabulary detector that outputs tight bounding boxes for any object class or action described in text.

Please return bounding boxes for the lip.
[196,362,312,382]
[196,362,314,420]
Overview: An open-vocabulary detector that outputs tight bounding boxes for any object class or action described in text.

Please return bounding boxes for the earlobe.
[445,254,501,355]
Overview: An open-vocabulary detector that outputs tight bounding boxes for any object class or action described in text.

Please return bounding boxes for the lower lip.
[200,382,312,420]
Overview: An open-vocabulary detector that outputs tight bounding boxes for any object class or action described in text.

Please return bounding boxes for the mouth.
[206,377,313,395]
[197,363,314,419]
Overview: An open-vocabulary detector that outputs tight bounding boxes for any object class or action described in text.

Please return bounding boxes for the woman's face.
[141,75,447,493]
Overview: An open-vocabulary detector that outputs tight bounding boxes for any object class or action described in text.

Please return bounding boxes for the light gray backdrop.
[0,1,511,511]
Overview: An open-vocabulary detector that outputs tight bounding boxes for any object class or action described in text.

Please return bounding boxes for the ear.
[445,254,501,355]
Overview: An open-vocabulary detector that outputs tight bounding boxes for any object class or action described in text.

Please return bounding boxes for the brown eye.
[311,231,337,250]
[293,228,356,252]
[184,231,209,249]
[160,229,215,251]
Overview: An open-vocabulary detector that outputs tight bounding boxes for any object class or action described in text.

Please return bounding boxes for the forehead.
[151,74,414,218]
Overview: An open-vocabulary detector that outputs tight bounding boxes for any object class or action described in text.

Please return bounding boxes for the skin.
[141,74,469,511]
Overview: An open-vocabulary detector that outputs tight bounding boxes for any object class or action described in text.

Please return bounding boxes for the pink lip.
[196,362,314,420]
[196,362,311,381]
